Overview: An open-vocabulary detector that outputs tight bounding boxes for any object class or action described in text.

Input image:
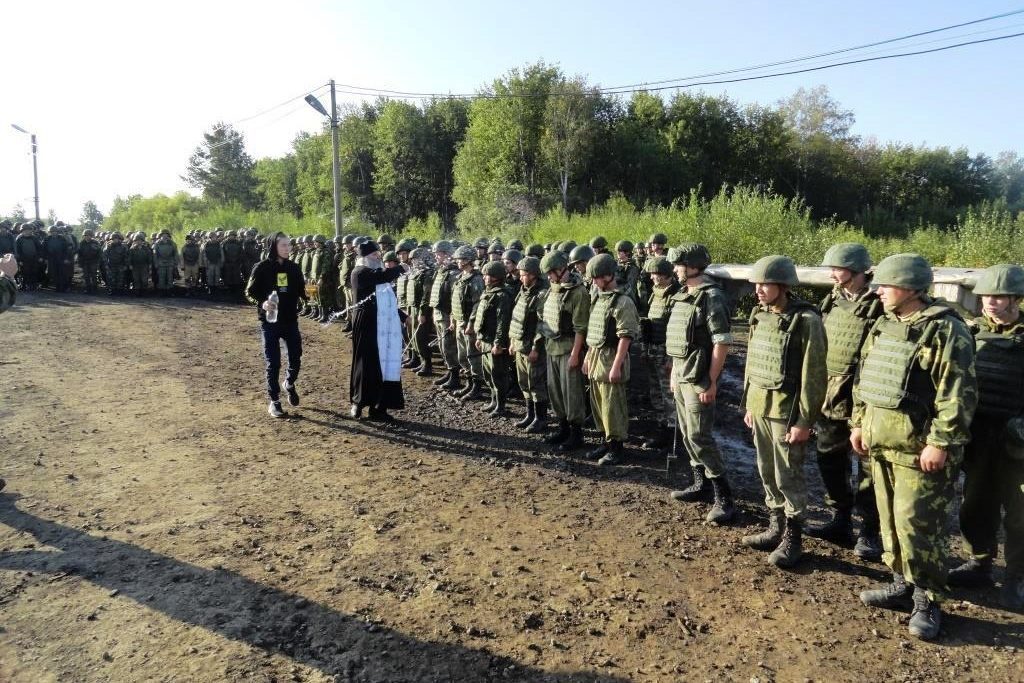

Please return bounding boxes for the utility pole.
[329,80,343,239]
[11,124,40,221]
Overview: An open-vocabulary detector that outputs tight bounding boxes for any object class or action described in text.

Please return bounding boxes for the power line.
[212,83,330,130]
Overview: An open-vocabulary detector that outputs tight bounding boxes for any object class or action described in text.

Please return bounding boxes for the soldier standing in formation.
[509,256,549,433]
[450,246,485,400]
[76,229,103,294]
[474,261,514,417]
[638,255,679,452]
[428,241,461,391]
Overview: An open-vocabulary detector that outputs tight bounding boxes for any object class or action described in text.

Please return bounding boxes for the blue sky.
[2,0,1022,220]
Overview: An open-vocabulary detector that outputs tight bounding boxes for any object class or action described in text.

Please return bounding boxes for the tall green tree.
[254,156,300,216]
[183,123,259,209]
[79,200,104,229]
[541,77,599,212]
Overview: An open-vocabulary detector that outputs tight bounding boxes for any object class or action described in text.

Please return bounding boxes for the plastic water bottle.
[266,290,279,323]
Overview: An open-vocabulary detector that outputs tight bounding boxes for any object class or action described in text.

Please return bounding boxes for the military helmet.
[82,229,94,238]
[396,238,416,253]
[0,219,12,230]
[410,246,429,260]
[589,235,608,250]
[671,243,712,270]
[353,236,368,246]
[873,253,933,290]
[503,248,523,265]
[750,255,799,287]
[112,231,123,240]
[453,245,476,261]
[482,261,506,279]
[314,234,326,244]
[586,253,617,279]
[378,233,395,246]
[644,255,674,276]
[972,263,1024,297]
[615,239,634,254]
[474,237,489,249]
[649,232,668,246]
[540,250,569,273]
[342,233,355,245]
[569,244,595,265]
[419,240,432,250]
[133,233,145,242]
[821,243,872,273]
[526,243,545,258]
[508,239,524,251]
[487,239,504,255]
[433,239,453,254]
[382,250,398,263]
[517,256,542,277]
[160,229,171,237]
[559,240,577,255]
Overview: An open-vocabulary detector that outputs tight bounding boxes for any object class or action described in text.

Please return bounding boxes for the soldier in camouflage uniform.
[76,229,103,294]
[310,235,330,320]
[582,253,640,466]
[474,261,515,417]
[638,255,680,451]
[487,240,504,263]
[665,244,736,524]
[589,235,609,256]
[451,245,485,400]
[806,243,884,560]
[428,241,461,391]
[502,248,523,294]
[202,231,223,293]
[339,235,357,331]
[614,240,641,311]
[851,253,977,641]
[741,256,827,568]
[539,250,591,452]
[103,232,129,294]
[510,256,550,433]
[153,230,179,294]
[409,247,436,375]
[473,237,489,269]
[221,230,244,295]
[181,232,201,295]
[128,232,154,295]
[947,263,1024,612]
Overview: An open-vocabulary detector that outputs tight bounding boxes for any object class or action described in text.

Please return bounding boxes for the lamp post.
[305,81,343,239]
[10,124,40,221]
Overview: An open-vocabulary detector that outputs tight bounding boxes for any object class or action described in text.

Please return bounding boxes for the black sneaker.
[284,381,300,407]
[268,401,287,418]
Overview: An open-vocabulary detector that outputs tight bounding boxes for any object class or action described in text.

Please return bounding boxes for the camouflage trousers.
[318,277,337,311]
[432,311,458,371]
[547,352,586,426]
[872,454,958,601]
[131,265,149,292]
[107,265,126,292]
[156,264,174,290]
[480,343,511,403]
[206,263,221,288]
[588,347,630,442]
[961,416,1024,575]
[671,361,725,479]
[752,416,808,520]
[336,283,348,315]
[182,264,199,288]
[645,345,674,428]
[455,325,482,380]
[514,350,548,404]
[816,417,879,531]
[81,262,100,292]
[412,308,433,365]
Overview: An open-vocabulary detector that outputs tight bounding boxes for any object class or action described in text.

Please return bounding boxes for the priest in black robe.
[348,240,407,421]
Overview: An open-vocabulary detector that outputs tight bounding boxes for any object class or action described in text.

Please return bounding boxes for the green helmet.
[419,240,432,250]
[540,251,569,273]
[517,256,541,277]
[972,264,1024,297]
[482,261,506,279]
[82,229,94,238]
[410,247,431,261]
[589,235,608,250]
[454,245,476,261]
[821,243,872,273]
[644,255,673,276]
[750,255,799,287]
[487,239,505,255]
[615,239,634,254]
[671,243,712,270]
[382,251,398,263]
[873,253,933,290]
[112,231,123,240]
[503,248,523,265]
[378,233,395,246]
[569,244,595,265]
[585,253,617,279]
[433,240,453,254]
[508,239,524,251]
[342,233,355,245]
[559,240,577,255]
[649,232,668,246]
[526,243,545,258]
[314,234,326,244]
[396,238,416,253]
[474,237,489,249]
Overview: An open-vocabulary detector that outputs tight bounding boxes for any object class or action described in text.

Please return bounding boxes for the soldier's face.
[546,268,565,284]
[593,274,615,291]
[981,295,1020,320]
[829,267,853,286]
[399,252,410,264]
[520,272,536,287]
[504,261,516,273]
[456,258,472,269]
[573,262,587,274]
[755,283,784,307]
[653,273,673,287]
[877,285,918,313]
[483,275,501,287]
[618,251,630,263]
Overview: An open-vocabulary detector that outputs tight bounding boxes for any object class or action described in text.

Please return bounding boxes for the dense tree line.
[179,62,1022,236]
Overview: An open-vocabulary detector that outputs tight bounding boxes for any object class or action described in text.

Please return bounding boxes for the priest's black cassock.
[349,262,405,411]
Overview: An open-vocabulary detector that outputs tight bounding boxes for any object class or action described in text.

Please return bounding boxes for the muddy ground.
[0,291,1021,683]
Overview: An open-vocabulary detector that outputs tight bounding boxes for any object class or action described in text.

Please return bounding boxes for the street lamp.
[305,81,343,239]
[10,123,40,221]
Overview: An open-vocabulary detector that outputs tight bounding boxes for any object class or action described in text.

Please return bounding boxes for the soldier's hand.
[609,364,623,384]
[743,410,753,430]
[527,349,539,365]
[447,323,455,332]
[919,445,948,472]
[492,345,504,356]
[849,428,867,456]
[785,425,811,444]
[418,314,427,324]
[568,352,581,370]
[475,340,482,351]
[698,380,717,405]
[582,359,590,376]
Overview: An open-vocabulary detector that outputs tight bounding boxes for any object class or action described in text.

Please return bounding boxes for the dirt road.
[0,292,1021,682]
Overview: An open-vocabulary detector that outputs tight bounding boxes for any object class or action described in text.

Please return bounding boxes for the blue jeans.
[261,320,302,402]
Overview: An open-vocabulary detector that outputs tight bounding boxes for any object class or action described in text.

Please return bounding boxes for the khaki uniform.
[667,278,733,477]
[474,283,514,404]
[410,265,435,366]
[452,269,485,381]
[743,297,828,520]
[852,297,977,601]
[510,280,549,404]
[585,290,640,442]
[540,275,590,426]
[428,264,460,371]
[643,281,680,429]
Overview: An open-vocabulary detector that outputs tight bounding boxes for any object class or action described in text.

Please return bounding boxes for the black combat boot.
[642,426,671,450]
[480,391,498,413]
[706,476,736,525]
[403,354,421,369]
[585,443,608,461]
[947,557,994,587]
[597,440,624,467]
[859,571,912,609]
[441,369,462,392]
[515,401,536,429]
[556,424,584,453]
[432,369,453,387]
[544,419,570,444]
[768,517,803,568]
[908,587,942,641]
[453,379,475,399]
[416,362,434,377]
[1001,573,1024,612]
[670,465,708,502]
[488,397,507,418]
[853,529,883,562]
[806,507,854,546]
[742,510,784,551]
[461,380,485,402]
[526,402,549,434]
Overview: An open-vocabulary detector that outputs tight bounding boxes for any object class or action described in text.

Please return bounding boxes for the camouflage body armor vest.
[412,267,434,309]
[510,284,541,348]
[541,281,577,340]
[972,326,1024,418]
[181,242,200,266]
[428,266,454,312]
[396,272,408,308]
[586,291,621,349]
[451,271,480,323]
[857,302,960,410]
[822,293,881,376]
[746,300,816,390]
[645,282,680,346]
[203,241,222,265]
[666,287,711,359]
[474,287,508,343]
